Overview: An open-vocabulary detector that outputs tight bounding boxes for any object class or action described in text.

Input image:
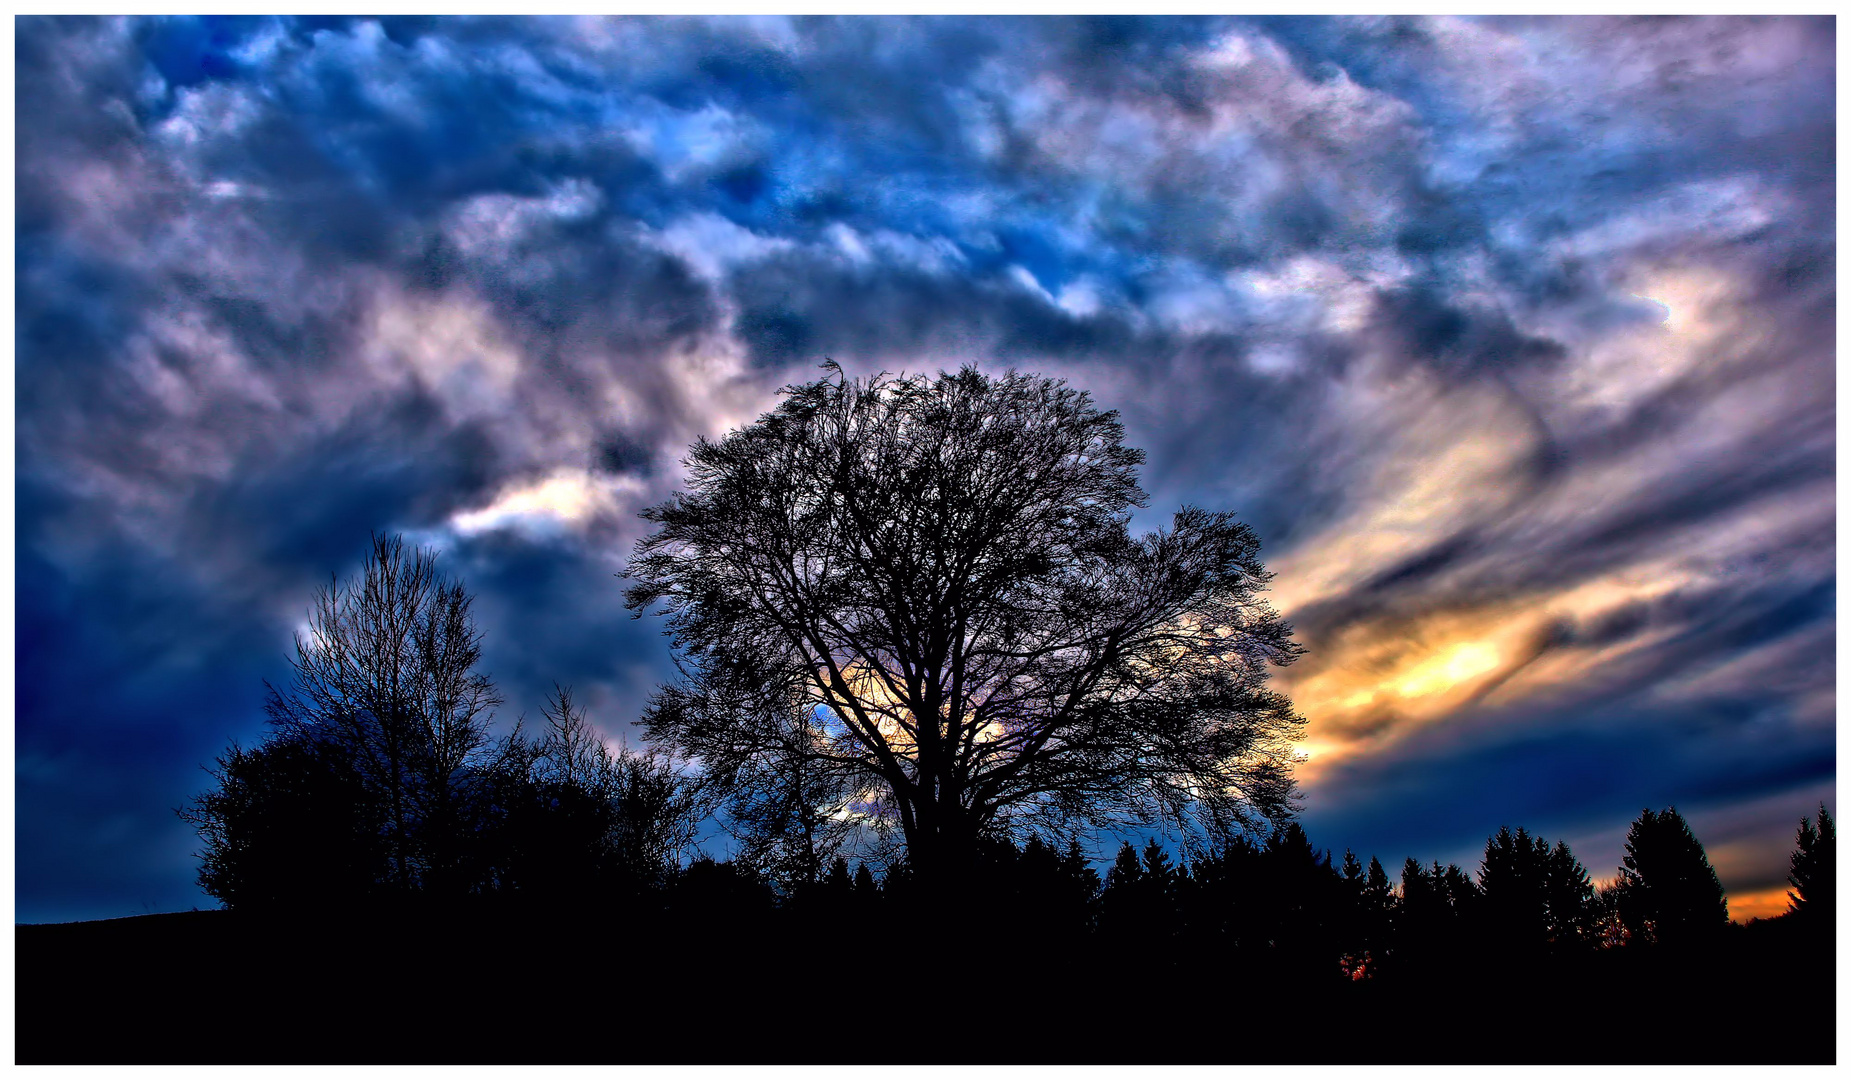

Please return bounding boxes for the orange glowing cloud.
[1252,257,1831,794]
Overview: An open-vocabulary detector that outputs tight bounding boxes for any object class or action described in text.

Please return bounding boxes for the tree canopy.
[626,365,1305,883]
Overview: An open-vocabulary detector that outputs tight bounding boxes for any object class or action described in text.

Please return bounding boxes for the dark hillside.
[18,904,1832,1064]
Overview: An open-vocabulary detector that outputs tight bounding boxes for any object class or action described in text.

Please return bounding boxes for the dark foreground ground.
[18,908,1834,1064]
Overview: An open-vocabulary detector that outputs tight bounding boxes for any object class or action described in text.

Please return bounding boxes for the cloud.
[449,468,646,539]
[16,15,1833,918]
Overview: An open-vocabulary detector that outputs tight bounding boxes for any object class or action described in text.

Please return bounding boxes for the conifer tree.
[824,855,853,896]
[1479,826,1553,951]
[1612,806,1728,946]
[1786,804,1834,921]
[1542,840,1595,949]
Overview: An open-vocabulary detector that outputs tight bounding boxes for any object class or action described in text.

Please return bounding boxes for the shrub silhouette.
[181,731,389,911]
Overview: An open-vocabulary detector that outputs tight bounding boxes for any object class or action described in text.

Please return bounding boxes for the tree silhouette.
[1541,840,1596,949]
[1591,878,1632,950]
[261,533,506,895]
[180,730,389,910]
[183,535,506,904]
[667,855,777,936]
[1018,836,1100,940]
[1477,827,1595,954]
[1786,803,1834,921]
[824,855,853,891]
[1107,841,1144,889]
[1100,840,1150,944]
[1232,824,1345,976]
[1179,837,1252,956]
[183,541,697,912]
[709,690,859,892]
[1392,858,1481,975]
[484,685,699,903]
[1340,850,1394,976]
[1478,826,1552,953]
[626,365,1305,891]
[602,742,701,891]
[1610,806,1728,947]
[1101,838,1199,969]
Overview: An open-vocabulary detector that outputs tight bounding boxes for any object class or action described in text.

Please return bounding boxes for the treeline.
[708,806,1836,978]
[29,799,1838,1064]
[36,794,1835,1065]
[1024,804,1830,977]
[182,543,1837,975]
[187,676,1836,973]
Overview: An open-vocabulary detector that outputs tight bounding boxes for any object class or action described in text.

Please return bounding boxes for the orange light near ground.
[1726,887,1793,924]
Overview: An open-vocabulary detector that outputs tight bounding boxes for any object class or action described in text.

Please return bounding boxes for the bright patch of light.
[450,470,634,538]
[1395,641,1502,699]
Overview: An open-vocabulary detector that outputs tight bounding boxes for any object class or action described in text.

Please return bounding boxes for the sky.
[15,15,1835,923]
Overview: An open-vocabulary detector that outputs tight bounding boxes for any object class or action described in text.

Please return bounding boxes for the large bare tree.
[626,366,1305,886]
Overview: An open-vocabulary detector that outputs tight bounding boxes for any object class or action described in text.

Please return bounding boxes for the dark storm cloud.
[15,15,1832,918]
